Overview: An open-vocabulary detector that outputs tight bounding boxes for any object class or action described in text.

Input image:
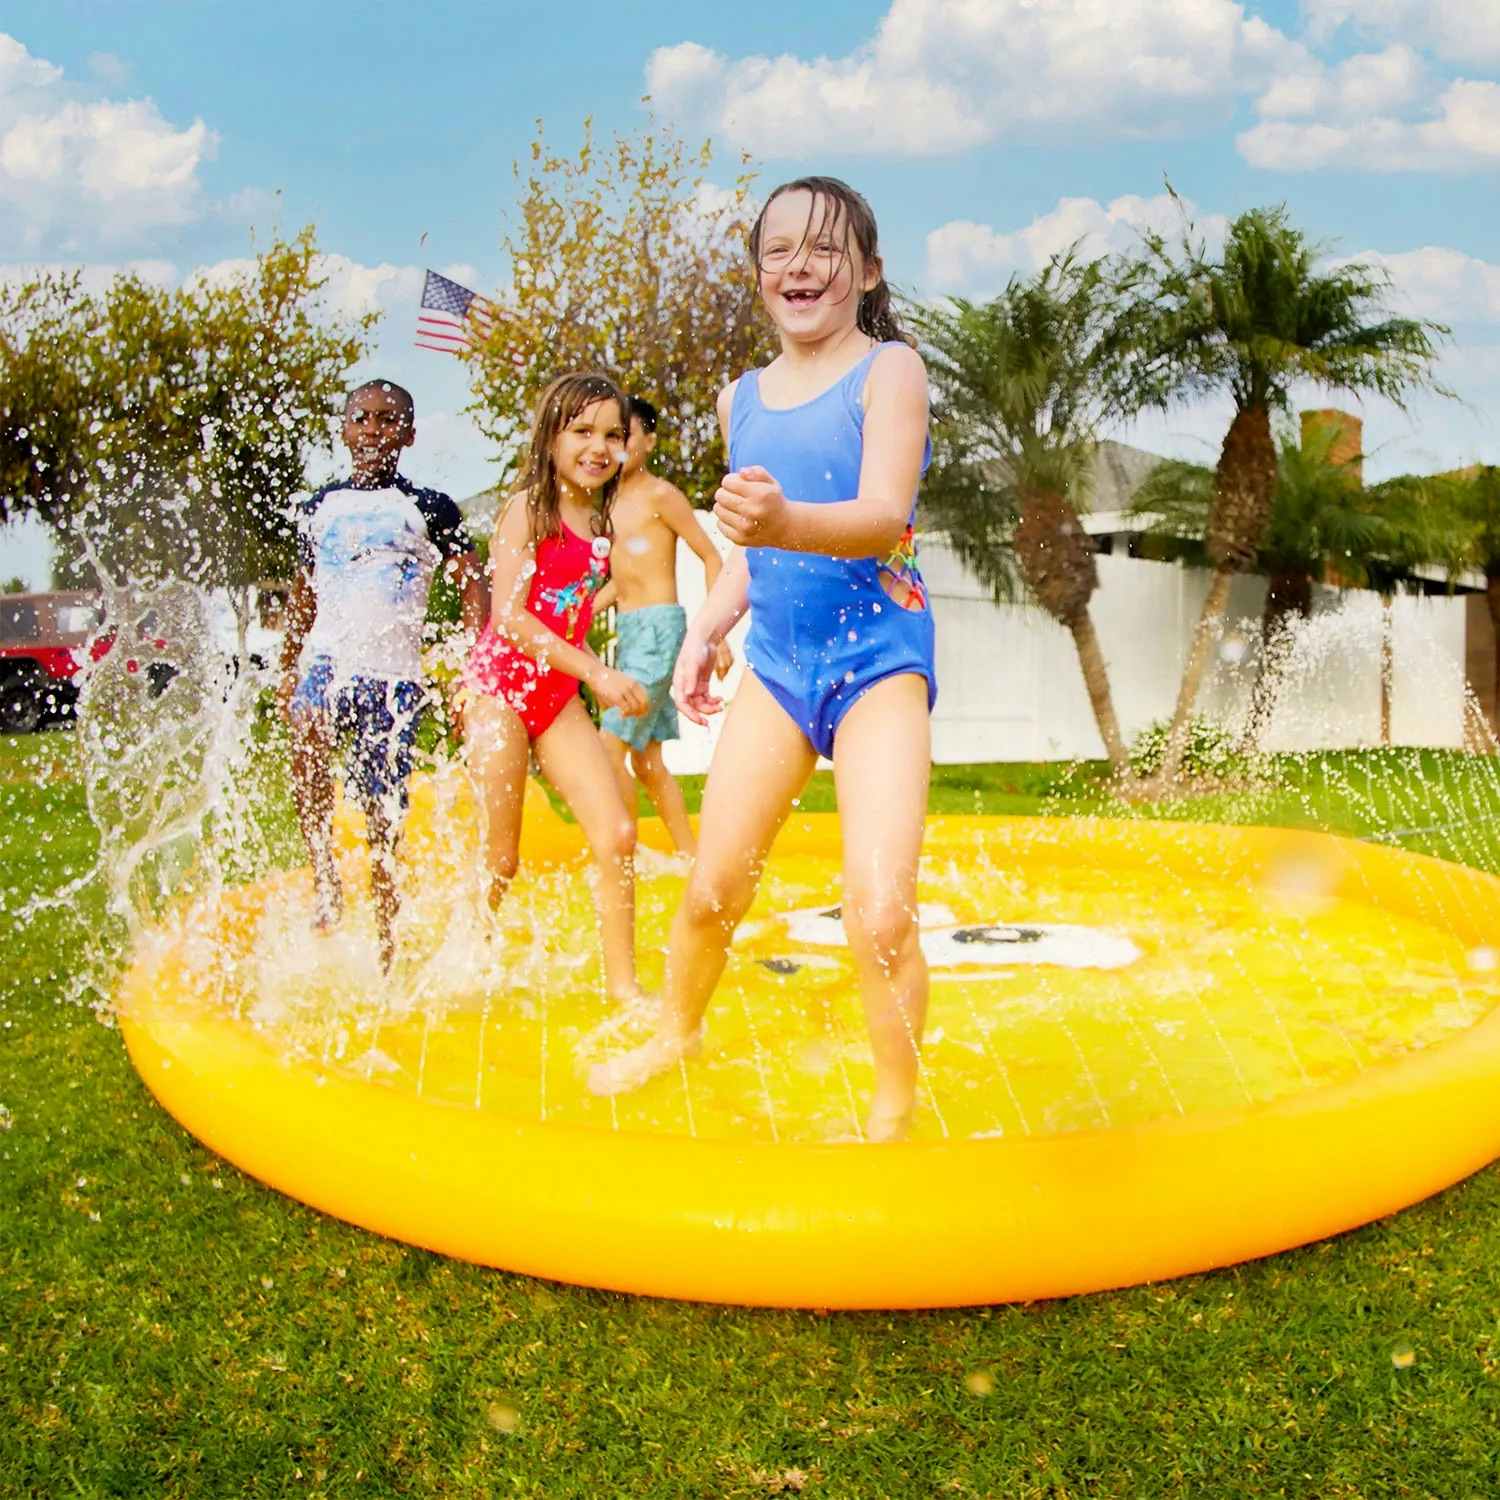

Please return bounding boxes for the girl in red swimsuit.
[464,373,649,1004]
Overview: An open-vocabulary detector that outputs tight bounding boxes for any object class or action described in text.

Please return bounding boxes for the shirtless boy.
[595,397,732,855]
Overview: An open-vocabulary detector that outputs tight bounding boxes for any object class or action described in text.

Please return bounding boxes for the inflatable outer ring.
[117,815,1500,1309]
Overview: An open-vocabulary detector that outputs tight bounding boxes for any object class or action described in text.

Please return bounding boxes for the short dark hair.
[346,380,415,420]
[627,395,658,434]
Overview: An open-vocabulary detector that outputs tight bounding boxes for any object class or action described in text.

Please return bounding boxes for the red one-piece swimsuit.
[466,521,610,740]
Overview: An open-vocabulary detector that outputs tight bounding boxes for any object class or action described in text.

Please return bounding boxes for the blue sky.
[3,0,1498,583]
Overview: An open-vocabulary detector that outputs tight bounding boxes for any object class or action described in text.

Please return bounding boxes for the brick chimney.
[1300,408,1363,488]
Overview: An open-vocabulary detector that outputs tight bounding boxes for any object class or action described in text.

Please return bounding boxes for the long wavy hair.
[513,372,629,544]
[747,176,913,348]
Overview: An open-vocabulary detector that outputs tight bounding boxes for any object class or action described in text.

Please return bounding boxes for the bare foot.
[587,1030,701,1096]
[864,1100,914,1143]
[606,987,656,1017]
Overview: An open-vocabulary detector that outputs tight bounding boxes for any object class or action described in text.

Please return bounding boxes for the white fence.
[657,534,1469,775]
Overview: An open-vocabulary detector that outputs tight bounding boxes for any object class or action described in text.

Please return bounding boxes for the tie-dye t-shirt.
[295,475,473,680]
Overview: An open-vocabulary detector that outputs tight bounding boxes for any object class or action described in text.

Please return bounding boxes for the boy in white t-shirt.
[277,379,485,970]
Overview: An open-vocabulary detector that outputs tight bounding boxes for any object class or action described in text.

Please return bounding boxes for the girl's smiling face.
[551,397,626,497]
[756,189,879,343]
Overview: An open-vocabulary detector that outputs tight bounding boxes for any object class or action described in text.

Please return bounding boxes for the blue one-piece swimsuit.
[729,342,937,759]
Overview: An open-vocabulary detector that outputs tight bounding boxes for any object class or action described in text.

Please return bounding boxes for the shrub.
[1130,716,1256,783]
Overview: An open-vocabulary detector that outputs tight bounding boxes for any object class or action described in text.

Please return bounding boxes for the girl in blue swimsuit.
[590,176,936,1141]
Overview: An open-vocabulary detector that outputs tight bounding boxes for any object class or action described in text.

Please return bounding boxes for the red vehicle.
[0,591,110,734]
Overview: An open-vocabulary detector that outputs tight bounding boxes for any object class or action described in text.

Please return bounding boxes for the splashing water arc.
[117,768,1500,1308]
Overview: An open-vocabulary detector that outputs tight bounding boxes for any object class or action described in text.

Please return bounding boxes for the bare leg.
[832,674,932,1142]
[536,698,642,1004]
[631,741,697,856]
[588,673,817,1095]
[464,694,531,910]
[600,731,640,823]
[288,705,341,929]
[364,799,400,974]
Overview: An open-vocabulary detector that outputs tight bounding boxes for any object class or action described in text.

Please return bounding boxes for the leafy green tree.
[466,118,776,508]
[0,272,95,534]
[909,253,1131,773]
[1,229,375,611]
[1438,465,1500,730]
[1116,199,1448,783]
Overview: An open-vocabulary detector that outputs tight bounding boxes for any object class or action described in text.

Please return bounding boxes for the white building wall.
[1392,592,1467,749]
[656,531,1468,774]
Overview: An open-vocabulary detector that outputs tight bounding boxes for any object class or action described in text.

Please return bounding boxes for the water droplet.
[847,630,858,643]
[1391,1343,1415,1370]
[486,1400,521,1433]
[843,670,855,684]
[1264,852,1337,917]
[1219,636,1248,665]
[797,1038,836,1075]
[1467,946,1498,973]
[964,1370,995,1396]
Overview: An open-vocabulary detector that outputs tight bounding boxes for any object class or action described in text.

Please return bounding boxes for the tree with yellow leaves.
[467,118,775,507]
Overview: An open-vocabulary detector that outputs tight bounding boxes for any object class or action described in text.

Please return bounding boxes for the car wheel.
[0,676,44,735]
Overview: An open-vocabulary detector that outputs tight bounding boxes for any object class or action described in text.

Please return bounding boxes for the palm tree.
[1116,200,1448,784]
[1438,466,1500,735]
[1359,471,1468,746]
[1130,419,1437,748]
[908,252,1130,774]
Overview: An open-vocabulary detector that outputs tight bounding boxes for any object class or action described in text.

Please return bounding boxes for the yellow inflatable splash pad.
[118,769,1500,1307]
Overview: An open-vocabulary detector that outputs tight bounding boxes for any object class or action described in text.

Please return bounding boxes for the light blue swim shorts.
[599,603,687,750]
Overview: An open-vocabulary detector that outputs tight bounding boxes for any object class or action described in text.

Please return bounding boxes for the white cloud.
[0,32,60,95]
[1,252,485,326]
[0,257,176,294]
[1256,44,1425,120]
[0,31,217,253]
[1304,0,1500,68]
[1238,78,1500,171]
[1351,246,1500,325]
[1353,342,1500,476]
[187,254,483,326]
[925,192,1227,294]
[647,0,1305,157]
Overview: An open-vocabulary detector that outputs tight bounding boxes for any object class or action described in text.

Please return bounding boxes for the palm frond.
[1114,202,1451,418]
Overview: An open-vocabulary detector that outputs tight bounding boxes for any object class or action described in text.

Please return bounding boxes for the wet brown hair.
[747,176,913,347]
[513,372,629,544]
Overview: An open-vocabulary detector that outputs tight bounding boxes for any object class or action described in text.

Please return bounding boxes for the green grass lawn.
[4,732,1500,1498]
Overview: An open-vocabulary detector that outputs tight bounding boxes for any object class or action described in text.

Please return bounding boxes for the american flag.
[415,269,498,355]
